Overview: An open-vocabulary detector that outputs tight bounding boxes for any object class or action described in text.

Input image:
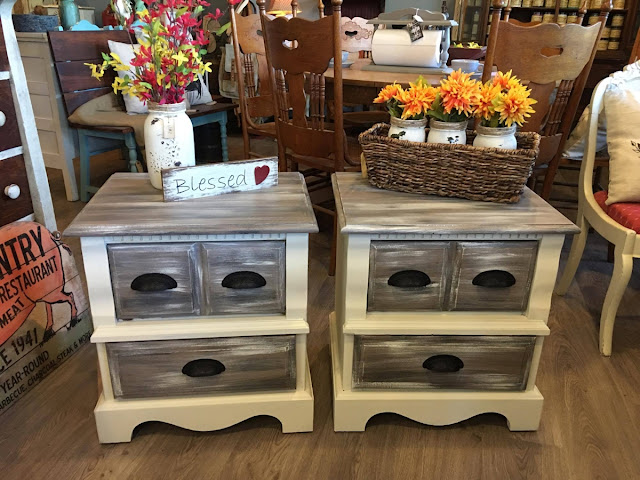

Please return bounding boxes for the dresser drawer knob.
[222,271,266,289]
[4,184,20,199]
[388,270,431,288]
[182,358,226,377]
[423,354,464,373]
[472,270,516,288]
[0,111,5,127]
[130,273,178,292]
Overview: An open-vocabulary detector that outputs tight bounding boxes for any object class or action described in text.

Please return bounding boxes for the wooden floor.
[2,136,640,479]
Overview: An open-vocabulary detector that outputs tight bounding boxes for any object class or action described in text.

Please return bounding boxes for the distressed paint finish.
[202,241,286,315]
[108,243,200,320]
[450,241,538,312]
[332,173,580,236]
[107,335,297,399]
[161,158,279,202]
[352,335,535,391]
[0,3,56,231]
[65,172,318,237]
[367,241,451,312]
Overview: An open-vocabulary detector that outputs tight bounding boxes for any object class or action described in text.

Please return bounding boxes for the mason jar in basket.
[388,116,428,143]
[427,119,467,145]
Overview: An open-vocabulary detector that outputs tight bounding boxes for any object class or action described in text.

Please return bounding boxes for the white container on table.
[427,119,467,145]
[144,101,195,190]
[64,173,318,443]
[329,173,579,432]
[371,29,442,68]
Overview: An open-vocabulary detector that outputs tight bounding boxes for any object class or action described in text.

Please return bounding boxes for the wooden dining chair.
[258,0,360,274]
[228,0,277,160]
[482,0,611,201]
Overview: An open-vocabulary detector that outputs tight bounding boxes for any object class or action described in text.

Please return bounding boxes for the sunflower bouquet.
[373,76,438,120]
[86,0,213,104]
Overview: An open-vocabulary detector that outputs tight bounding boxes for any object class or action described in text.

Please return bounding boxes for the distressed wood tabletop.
[332,173,579,235]
[65,172,318,237]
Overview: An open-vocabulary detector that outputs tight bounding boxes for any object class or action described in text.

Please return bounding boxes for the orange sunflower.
[475,82,502,122]
[395,84,438,119]
[493,85,537,127]
[373,83,402,104]
[492,69,522,92]
[439,69,480,117]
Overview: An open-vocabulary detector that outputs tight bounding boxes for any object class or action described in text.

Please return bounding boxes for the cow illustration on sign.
[0,221,79,346]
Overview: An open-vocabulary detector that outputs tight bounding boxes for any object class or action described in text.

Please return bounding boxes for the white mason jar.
[144,101,195,189]
[388,116,428,143]
[473,124,518,150]
[427,119,467,145]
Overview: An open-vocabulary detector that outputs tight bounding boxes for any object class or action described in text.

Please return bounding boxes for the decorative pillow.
[108,40,147,115]
[108,40,213,115]
[563,104,607,159]
[604,61,640,205]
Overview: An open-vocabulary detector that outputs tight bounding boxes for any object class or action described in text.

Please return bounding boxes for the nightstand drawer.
[0,155,33,225]
[368,241,450,312]
[0,81,21,152]
[202,241,285,315]
[108,243,200,319]
[353,335,535,391]
[449,241,537,312]
[107,335,297,399]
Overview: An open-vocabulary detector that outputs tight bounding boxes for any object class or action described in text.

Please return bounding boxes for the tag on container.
[407,15,424,42]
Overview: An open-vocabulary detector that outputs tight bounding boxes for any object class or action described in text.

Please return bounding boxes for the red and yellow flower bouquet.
[87,0,214,105]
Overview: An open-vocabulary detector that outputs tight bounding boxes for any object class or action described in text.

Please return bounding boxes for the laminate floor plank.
[1,139,640,479]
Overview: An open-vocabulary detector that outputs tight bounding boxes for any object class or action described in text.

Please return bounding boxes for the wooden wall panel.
[0,80,21,152]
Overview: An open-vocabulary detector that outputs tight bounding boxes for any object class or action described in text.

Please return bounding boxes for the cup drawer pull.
[130,273,178,292]
[472,270,516,288]
[387,270,431,288]
[221,271,267,289]
[423,354,464,373]
[182,358,226,377]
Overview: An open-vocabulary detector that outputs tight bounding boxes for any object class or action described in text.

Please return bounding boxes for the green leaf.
[215,22,231,36]
[101,52,111,61]
[139,82,153,88]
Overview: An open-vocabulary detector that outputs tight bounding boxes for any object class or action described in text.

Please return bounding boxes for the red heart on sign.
[254,165,270,185]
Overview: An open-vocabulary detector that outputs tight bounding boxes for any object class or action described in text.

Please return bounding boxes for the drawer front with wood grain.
[0,81,21,152]
[108,243,200,320]
[352,335,535,391]
[202,241,285,315]
[368,241,451,312]
[449,241,538,312]
[107,335,297,398]
[0,155,33,225]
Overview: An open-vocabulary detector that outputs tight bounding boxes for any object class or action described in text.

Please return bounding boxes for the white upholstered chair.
[556,73,640,356]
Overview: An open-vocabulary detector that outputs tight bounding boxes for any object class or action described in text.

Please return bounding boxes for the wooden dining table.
[325,58,445,105]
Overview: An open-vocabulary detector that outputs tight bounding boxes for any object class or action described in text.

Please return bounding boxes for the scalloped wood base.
[329,313,543,432]
[94,359,314,443]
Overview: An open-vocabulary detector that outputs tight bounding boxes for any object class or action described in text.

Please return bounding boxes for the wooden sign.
[0,221,91,415]
[162,157,278,202]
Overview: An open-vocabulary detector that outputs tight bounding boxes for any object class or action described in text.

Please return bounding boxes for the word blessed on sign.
[162,157,278,202]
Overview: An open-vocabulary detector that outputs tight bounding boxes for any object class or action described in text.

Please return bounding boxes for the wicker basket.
[359,123,541,203]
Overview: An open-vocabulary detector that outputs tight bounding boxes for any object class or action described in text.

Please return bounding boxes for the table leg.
[219,112,228,162]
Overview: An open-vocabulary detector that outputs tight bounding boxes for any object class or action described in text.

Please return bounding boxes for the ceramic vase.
[427,119,468,145]
[473,124,518,149]
[59,0,80,30]
[388,116,427,143]
[144,101,195,190]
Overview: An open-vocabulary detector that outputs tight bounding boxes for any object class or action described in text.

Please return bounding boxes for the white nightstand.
[65,172,318,443]
[330,173,579,432]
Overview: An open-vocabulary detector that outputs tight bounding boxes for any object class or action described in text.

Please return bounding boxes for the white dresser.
[17,32,78,201]
[330,173,579,431]
[64,172,318,443]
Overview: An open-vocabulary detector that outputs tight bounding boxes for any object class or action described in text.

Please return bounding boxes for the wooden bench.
[48,30,236,201]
